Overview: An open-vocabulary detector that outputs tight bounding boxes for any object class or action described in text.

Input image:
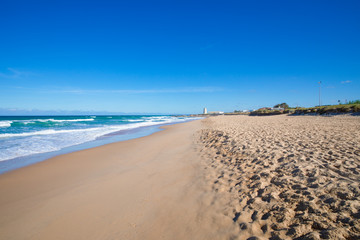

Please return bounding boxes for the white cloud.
[341,80,352,84]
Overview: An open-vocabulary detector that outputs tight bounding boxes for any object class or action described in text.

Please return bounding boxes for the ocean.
[0,115,199,173]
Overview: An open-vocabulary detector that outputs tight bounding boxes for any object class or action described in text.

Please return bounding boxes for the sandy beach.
[1,115,360,239]
[0,120,227,240]
[198,115,360,239]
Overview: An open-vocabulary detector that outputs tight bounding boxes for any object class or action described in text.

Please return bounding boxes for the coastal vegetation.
[348,99,360,104]
[249,103,292,116]
[293,103,360,115]
[249,108,285,116]
[249,100,360,116]
[273,102,289,109]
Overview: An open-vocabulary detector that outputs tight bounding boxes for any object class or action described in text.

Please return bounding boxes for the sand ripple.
[197,115,360,239]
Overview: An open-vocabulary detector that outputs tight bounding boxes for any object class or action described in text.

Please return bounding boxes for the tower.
[203,107,207,114]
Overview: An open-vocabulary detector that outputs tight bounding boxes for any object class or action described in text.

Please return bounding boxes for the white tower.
[203,107,207,114]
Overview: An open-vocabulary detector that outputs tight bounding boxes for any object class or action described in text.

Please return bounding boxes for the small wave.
[15,118,95,124]
[49,118,95,123]
[0,121,12,127]
[0,127,102,138]
[142,116,167,120]
[0,116,201,162]
[142,116,171,122]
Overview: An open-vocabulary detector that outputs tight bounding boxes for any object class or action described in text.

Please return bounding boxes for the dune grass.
[293,104,360,115]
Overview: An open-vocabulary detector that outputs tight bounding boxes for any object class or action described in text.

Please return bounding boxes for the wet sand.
[0,120,231,240]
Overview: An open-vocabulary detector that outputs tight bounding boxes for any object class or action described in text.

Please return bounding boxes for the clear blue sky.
[1,0,359,114]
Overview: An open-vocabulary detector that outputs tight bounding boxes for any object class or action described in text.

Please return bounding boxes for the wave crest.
[0,121,12,128]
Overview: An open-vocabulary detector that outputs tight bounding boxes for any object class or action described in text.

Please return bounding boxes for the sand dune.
[197,115,360,239]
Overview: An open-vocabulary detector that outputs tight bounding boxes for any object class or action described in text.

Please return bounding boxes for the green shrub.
[348,100,360,105]
[273,103,289,109]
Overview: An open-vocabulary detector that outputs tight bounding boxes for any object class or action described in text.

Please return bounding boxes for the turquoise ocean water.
[0,115,198,173]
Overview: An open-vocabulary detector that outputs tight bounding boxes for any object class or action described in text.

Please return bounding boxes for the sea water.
[0,115,199,173]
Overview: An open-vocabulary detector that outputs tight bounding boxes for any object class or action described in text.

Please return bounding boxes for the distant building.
[208,111,224,115]
[203,107,207,114]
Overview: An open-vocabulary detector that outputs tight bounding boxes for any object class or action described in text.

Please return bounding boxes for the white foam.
[0,116,201,161]
[0,127,104,138]
[0,121,12,127]
[14,118,95,124]
[17,120,37,124]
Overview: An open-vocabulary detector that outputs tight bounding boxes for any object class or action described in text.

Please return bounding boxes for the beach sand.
[198,115,360,239]
[0,120,233,240]
[1,115,359,239]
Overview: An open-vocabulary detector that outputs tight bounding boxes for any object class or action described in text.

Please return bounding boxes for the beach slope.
[0,120,228,240]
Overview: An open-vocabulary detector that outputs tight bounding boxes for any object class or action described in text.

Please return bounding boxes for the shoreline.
[0,119,229,240]
[0,119,199,175]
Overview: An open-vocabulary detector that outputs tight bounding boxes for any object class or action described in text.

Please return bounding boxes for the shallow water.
[0,115,199,174]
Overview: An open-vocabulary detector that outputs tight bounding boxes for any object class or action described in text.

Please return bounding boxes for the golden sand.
[1,115,359,239]
[197,115,360,239]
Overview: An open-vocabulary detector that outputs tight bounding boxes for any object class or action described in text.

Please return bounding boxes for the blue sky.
[1,0,359,114]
